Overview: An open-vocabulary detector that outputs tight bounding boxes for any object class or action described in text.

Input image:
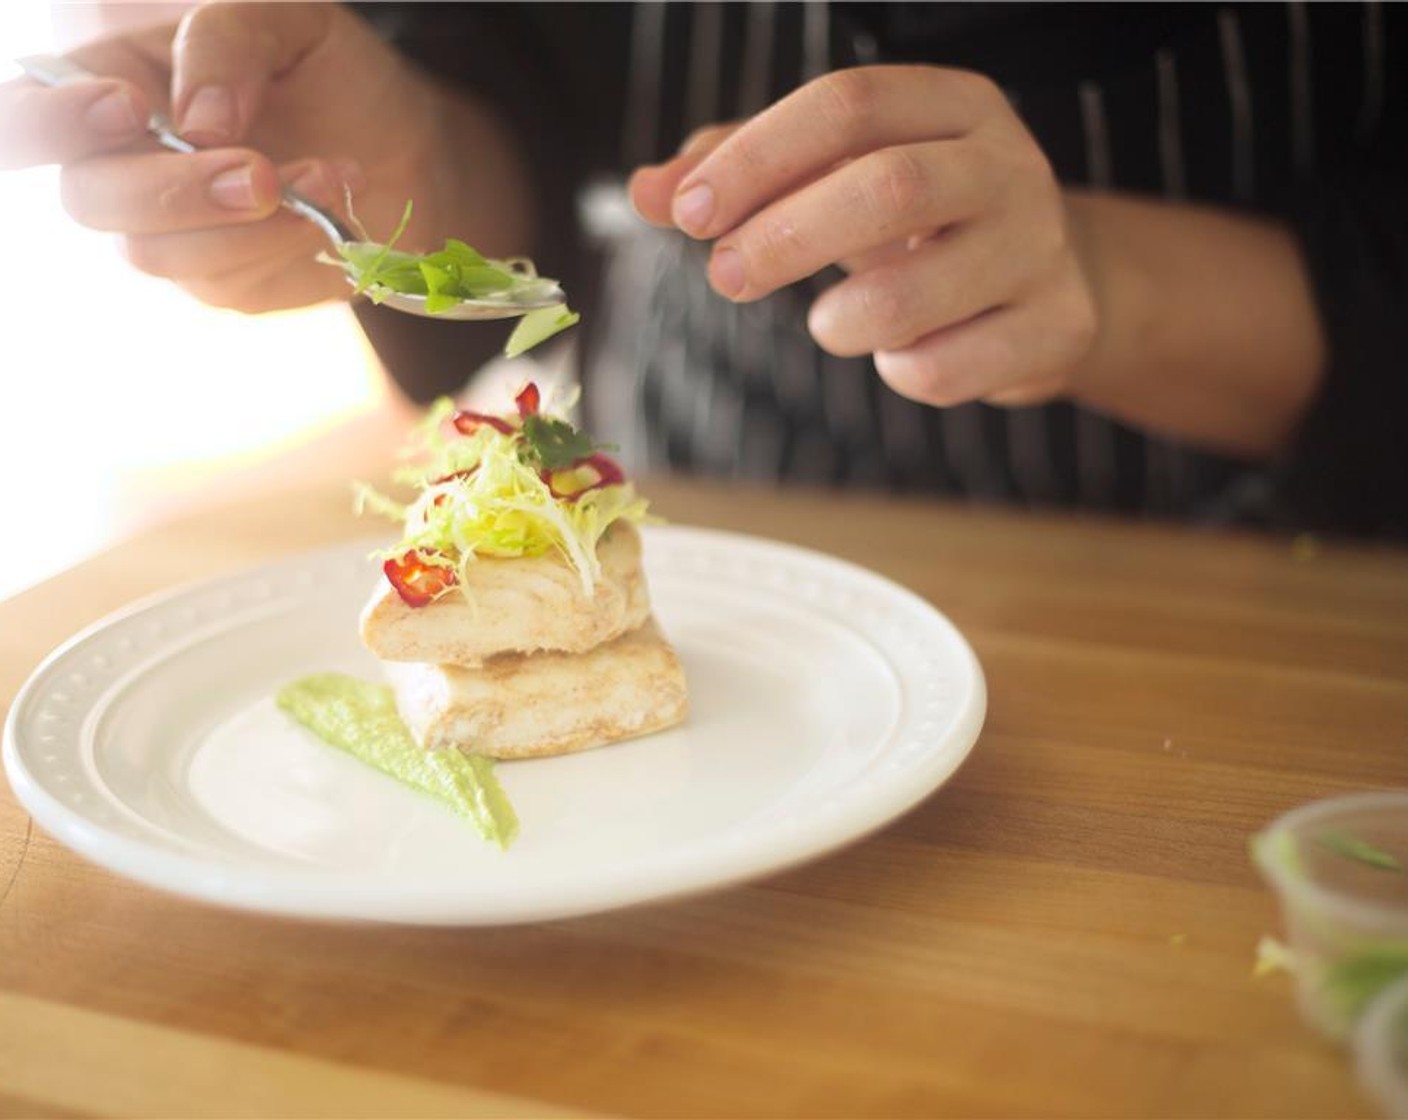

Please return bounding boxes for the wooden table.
[2,458,1406,1118]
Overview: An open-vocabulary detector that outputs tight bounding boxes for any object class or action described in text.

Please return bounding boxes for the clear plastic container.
[1252,791,1408,1042]
[1355,972,1408,1119]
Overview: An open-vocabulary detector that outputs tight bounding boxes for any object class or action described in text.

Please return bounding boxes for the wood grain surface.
[2,458,1406,1118]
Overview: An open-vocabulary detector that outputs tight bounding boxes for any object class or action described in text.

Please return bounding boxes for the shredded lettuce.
[352,480,408,522]
[506,305,582,358]
[324,200,578,355]
[359,393,649,599]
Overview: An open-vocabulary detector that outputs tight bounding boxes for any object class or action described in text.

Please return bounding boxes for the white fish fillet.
[360,523,649,666]
[384,616,689,759]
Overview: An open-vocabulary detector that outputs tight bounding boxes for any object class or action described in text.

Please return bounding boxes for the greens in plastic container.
[1353,971,1408,1118]
[1253,792,1408,1041]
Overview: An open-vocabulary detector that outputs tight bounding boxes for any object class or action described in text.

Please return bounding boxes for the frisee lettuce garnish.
[506,305,582,359]
[359,393,648,600]
[325,200,579,355]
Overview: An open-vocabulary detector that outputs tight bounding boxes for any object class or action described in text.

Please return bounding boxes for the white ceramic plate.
[3,526,984,925]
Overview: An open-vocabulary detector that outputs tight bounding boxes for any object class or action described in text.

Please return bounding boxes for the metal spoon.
[18,53,564,322]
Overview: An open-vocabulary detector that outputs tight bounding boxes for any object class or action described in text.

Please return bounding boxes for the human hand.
[630,66,1099,408]
[0,3,453,313]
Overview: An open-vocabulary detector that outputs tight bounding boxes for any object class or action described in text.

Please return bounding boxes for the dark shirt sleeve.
[1271,7,1408,537]
[1277,173,1408,536]
[345,2,632,403]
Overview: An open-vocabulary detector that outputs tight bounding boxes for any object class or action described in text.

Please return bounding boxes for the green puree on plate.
[276,673,519,849]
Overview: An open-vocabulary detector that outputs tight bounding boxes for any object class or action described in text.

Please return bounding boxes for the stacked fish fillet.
[358,389,688,759]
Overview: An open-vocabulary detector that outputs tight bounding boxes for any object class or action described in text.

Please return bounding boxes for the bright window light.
[0,3,387,602]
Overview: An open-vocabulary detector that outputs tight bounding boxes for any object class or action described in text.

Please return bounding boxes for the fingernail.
[286,162,326,197]
[673,182,715,235]
[181,85,236,142]
[710,246,745,299]
[208,164,258,210]
[85,89,141,137]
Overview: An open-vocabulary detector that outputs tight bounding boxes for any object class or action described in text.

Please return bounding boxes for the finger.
[125,213,319,281]
[982,379,1065,408]
[808,226,1023,356]
[171,2,334,144]
[121,157,361,280]
[839,238,917,275]
[706,140,987,301]
[875,307,1025,406]
[60,147,283,233]
[874,281,1094,407]
[0,77,148,169]
[183,253,352,314]
[671,65,1006,238]
[678,121,741,159]
[67,24,181,103]
[1,27,182,170]
[629,122,738,227]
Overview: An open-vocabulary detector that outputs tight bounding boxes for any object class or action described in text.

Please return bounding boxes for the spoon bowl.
[375,291,567,321]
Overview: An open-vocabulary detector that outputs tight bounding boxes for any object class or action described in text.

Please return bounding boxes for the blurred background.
[0,2,410,602]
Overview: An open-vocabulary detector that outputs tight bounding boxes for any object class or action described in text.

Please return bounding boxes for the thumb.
[170,2,333,145]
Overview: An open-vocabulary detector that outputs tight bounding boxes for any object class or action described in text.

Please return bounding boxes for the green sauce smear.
[276,672,518,849]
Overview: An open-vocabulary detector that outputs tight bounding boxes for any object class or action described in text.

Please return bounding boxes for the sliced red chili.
[452,410,515,436]
[543,452,627,501]
[579,453,624,486]
[515,382,541,417]
[384,550,457,608]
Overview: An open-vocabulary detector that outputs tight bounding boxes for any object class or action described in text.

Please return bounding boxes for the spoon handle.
[17,53,352,246]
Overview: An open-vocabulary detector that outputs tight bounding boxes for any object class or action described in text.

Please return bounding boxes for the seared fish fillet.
[383,616,689,759]
[361,523,650,666]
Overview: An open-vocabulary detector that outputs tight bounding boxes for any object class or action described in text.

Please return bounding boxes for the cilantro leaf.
[328,198,580,357]
[418,260,458,313]
[522,414,605,471]
[453,264,518,295]
[440,239,486,268]
[347,199,414,296]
